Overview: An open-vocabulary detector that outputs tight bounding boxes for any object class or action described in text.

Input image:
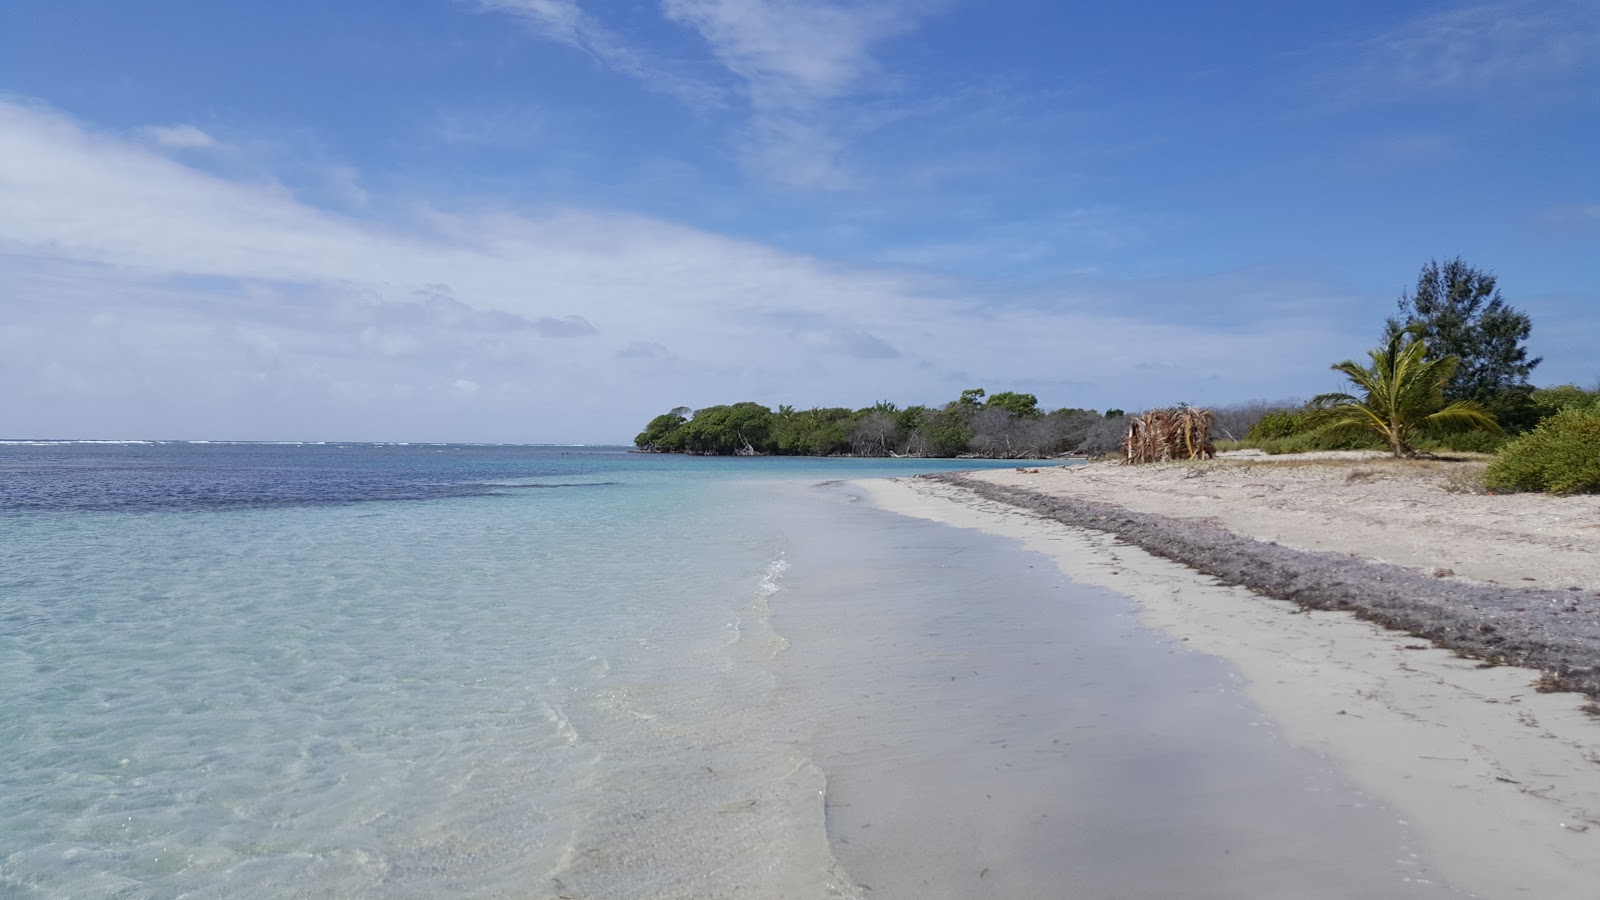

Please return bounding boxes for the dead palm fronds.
[1122,407,1217,464]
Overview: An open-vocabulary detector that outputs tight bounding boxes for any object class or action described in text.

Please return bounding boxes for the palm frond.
[1319,332,1497,457]
[1423,402,1502,434]
[1309,391,1359,408]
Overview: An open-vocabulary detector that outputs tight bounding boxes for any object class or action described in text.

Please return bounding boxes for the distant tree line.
[636,257,1596,490]
[634,389,1131,458]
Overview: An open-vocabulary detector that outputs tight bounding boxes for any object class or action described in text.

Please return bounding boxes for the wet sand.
[856,464,1600,900]
[770,483,1468,899]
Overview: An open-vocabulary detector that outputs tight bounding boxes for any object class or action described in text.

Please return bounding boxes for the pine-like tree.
[1385,258,1541,403]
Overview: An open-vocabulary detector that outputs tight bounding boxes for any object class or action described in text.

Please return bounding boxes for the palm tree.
[1313,331,1500,458]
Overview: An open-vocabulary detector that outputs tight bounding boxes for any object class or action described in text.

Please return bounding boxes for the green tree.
[633,409,688,451]
[771,407,854,455]
[1313,332,1500,458]
[985,391,1040,418]
[893,405,929,451]
[676,402,775,455]
[918,414,973,456]
[1386,258,1541,405]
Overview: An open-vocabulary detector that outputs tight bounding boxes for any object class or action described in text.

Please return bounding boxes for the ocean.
[1,442,1463,898]
[0,443,1058,898]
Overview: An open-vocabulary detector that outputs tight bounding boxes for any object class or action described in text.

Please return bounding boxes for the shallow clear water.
[771,484,1465,899]
[0,443,1063,898]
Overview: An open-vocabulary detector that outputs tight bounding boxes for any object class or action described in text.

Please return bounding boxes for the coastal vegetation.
[634,389,1121,458]
[1484,407,1600,495]
[1311,331,1500,458]
[1386,257,1543,433]
[639,259,1594,490]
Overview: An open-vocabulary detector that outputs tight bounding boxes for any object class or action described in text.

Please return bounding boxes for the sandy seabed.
[862,453,1600,900]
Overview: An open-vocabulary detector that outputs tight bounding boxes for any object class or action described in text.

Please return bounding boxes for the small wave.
[0,439,156,445]
[492,481,620,491]
[541,701,582,746]
[757,554,790,598]
[747,554,792,656]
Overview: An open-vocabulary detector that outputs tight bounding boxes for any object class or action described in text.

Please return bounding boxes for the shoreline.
[860,466,1600,899]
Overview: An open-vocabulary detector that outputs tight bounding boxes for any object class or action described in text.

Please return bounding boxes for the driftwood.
[1122,407,1216,464]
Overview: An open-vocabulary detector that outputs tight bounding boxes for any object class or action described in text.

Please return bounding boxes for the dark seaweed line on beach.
[929,473,1600,700]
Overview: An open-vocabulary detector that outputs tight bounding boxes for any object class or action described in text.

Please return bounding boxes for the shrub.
[1245,410,1309,442]
[1531,385,1600,418]
[1211,400,1302,442]
[1484,409,1600,494]
[1434,430,1509,454]
[1258,423,1389,454]
[1076,416,1128,457]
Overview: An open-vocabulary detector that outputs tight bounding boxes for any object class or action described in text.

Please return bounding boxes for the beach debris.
[1121,407,1217,464]
[1433,568,1455,578]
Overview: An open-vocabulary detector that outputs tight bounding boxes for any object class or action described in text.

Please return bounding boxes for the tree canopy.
[1385,258,1540,405]
[633,389,1106,458]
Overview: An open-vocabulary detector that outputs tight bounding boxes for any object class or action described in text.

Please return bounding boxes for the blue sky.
[1,0,1595,442]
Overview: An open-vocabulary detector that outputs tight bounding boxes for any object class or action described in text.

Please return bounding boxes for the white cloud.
[141,123,223,150]
[0,97,1366,441]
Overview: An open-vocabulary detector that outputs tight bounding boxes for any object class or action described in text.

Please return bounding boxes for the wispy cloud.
[876,207,1146,273]
[617,340,677,361]
[663,0,933,187]
[141,123,223,150]
[479,0,942,187]
[474,0,727,108]
[534,314,600,337]
[1329,0,1600,100]
[1340,133,1456,176]
[661,0,913,106]
[1532,202,1600,232]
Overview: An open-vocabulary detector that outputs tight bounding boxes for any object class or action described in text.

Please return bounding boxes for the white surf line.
[860,476,1600,900]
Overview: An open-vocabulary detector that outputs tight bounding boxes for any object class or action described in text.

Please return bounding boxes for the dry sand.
[862,455,1600,900]
[995,450,1600,592]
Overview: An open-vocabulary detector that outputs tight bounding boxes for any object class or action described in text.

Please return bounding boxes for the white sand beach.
[863,457,1600,900]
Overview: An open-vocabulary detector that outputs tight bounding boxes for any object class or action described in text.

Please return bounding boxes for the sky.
[1,0,1596,442]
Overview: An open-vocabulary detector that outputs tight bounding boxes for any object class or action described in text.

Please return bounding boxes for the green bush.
[1531,385,1600,418]
[1484,409,1600,494]
[1253,422,1389,454]
[1232,410,1390,454]
[1245,410,1309,442]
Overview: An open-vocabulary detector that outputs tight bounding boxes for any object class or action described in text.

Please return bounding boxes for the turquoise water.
[0,443,1064,898]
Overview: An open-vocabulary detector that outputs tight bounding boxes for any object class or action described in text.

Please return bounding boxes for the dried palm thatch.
[1122,407,1217,464]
